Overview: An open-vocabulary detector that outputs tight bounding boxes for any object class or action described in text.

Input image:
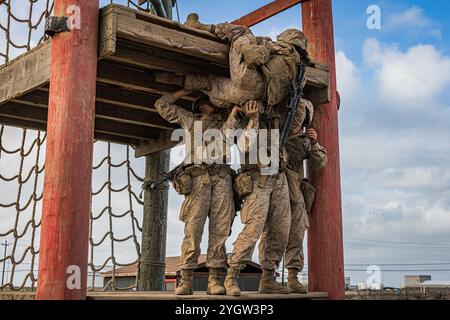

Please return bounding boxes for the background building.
[101,255,263,291]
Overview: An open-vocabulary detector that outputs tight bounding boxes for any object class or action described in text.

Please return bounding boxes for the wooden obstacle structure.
[0,0,344,300]
[0,4,330,156]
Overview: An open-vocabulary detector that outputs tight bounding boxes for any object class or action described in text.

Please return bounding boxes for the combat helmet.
[277,28,308,52]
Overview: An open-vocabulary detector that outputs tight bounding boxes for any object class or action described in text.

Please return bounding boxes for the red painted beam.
[232,0,303,27]
[302,0,345,300]
[36,0,99,300]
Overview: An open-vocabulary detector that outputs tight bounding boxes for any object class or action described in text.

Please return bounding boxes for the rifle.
[140,164,181,198]
[280,60,308,151]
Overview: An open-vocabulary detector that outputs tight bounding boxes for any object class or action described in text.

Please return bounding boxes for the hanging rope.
[0,0,158,292]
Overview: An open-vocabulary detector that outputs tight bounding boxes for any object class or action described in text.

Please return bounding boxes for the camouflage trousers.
[229,172,291,270]
[184,23,265,108]
[284,169,309,271]
[178,172,235,270]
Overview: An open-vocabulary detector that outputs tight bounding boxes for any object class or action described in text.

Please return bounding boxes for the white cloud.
[386,7,431,29]
[363,38,450,107]
[336,50,361,104]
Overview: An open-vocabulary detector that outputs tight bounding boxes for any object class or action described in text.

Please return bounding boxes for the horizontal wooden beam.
[12,89,177,131]
[0,41,51,104]
[135,132,180,158]
[0,101,160,144]
[115,9,229,64]
[232,0,303,27]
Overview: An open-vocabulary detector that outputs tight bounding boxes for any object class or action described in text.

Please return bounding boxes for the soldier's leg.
[207,173,235,269]
[228,177,272,270]
[206,173,235,295]
[184,24,264,107]
[178,175,211,270]
[259,173,291,271]
[283,170,308,293]
[225,177,272,296]
[258,173,291,294]
[284,170,306,272]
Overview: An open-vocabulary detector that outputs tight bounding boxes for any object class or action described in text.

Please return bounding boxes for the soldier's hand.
[307,128,318,145]
[244,100,259,121]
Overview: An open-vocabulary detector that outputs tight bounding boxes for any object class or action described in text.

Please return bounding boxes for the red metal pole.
[232,0,302,27]
[301,0,345,299]
[36,0,99,300]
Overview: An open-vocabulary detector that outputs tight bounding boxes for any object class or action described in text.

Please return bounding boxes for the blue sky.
[1,0,450,289]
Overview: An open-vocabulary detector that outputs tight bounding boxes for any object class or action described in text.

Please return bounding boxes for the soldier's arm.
[308,141,328,173]
[154,89,194,129]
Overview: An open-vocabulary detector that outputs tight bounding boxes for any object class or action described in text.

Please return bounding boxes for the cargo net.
[0,0,173,292]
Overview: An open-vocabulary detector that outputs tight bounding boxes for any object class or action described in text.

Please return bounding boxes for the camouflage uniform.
[224,113,291,272]
[184,24,301,108]
[284,129,327,272]
[185,23,265,108]
[155,93,235,271]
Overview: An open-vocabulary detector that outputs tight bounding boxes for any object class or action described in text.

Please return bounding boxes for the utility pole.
[1,240,10,288]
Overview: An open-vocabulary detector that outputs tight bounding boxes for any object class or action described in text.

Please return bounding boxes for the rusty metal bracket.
[45,16,70,37]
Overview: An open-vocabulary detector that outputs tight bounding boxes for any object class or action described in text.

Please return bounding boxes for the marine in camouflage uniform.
[221,101,292,296]
[184,14,307,109]
[154,89,236,296]
[284,99,328,293]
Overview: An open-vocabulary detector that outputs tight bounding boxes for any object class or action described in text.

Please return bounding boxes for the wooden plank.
[0,291,328,300]
[0,101,158,143]
[0,41,51,104]
[98,4,118,58]
[115,13,229,64]
[13,89,177,130]
[110,4,222,42]
[106,41,228,76]
[232,0,303,27]
[135,133,179,158]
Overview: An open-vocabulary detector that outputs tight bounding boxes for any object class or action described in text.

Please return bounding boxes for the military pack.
[233,171,253,198]
[172,169,193,195]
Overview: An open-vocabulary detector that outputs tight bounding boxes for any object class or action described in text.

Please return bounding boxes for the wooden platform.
[0,4,330,156]
[0,291,328,300]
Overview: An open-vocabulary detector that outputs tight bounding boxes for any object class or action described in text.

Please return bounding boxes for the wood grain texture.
[139,150,170,291]
[36,0,99,300]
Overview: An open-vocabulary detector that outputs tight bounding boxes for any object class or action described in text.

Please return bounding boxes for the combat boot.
[224,268,241,296]
[259,269,291,294]
[184,13,215,33]
[287,269,308,294]
[175,269,193,295]
[207,268,226,295]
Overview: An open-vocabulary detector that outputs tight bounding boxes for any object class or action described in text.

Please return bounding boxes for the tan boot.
[259,269,291,294]
[287,269,308,294]
[224,268,241,296]
[175,269,193,295]
[207,268,226,295]
[184,13,215,33]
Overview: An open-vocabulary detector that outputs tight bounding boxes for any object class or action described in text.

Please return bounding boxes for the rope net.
[0,0,170,291]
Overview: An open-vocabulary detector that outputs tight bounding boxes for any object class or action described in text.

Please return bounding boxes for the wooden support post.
[36,0,99,300]
[138,150,170,291]
[301,0,345,300]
